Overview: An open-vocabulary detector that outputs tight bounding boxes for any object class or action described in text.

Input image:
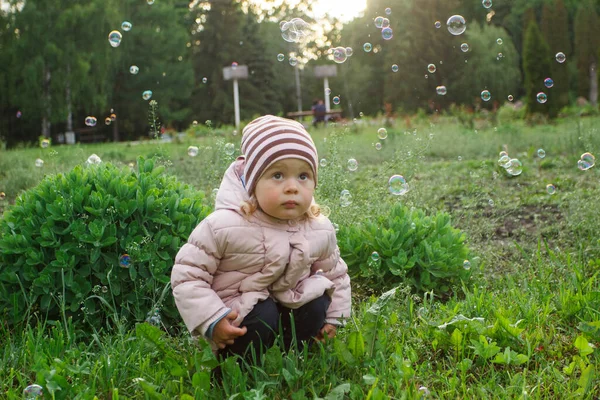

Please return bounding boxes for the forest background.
[0,0,598,147]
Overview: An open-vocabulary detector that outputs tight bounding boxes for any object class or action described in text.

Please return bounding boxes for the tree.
[522,19,555,116]
[449,23,521,108]
[574,0,600,104]
[540,0,571,110]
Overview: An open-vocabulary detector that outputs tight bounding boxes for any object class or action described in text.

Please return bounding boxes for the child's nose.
[284,179,299,193]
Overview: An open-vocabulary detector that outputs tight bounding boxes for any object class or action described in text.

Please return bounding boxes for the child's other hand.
[212,310,247,349]
[315,323,337,343]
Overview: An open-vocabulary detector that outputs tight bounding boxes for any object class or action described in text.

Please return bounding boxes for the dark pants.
[221,294,331,359]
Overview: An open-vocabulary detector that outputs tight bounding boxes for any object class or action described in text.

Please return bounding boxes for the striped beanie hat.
[241,115,318,196]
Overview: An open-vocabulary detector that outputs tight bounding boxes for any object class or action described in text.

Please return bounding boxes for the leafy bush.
[0,157,211,331]
[338,203,473,296]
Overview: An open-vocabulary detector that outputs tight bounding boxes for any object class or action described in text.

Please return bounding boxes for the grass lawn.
[1,114,599,399]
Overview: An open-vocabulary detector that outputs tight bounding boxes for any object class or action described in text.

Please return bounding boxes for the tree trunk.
[590,62,598,106]
[42,67,52,138]
[66,63,73,133]
[112,115,120,142]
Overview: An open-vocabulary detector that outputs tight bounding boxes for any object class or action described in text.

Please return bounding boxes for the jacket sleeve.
[171,219,229,337]
[321,246,352,326]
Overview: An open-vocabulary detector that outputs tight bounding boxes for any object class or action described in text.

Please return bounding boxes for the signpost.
[222,64,249,131]
[313,65,338,112]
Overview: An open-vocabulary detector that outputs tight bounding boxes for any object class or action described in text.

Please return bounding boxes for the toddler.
[171,115,351,357]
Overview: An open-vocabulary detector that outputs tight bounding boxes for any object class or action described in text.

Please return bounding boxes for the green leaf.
[191,371,211,392]
[574,335,594,357]
[346,331,365,359]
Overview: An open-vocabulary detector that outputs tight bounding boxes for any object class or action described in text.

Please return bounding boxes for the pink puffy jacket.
[171,157,352,339]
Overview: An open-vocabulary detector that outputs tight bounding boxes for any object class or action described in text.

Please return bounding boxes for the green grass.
[1,115,600,398]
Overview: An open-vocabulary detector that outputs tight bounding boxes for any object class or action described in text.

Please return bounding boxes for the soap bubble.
[537,149,546,158]
[333,46,348,64]
[488,199,494,206]
[578,152,595,170]
[85,116,97,127]
[0,192,5,200]
[555,52,566,63]
[381,18,390,28]
[496,38,503,45]
[499,151,508,158]
[340,190,352,207]
[345,47,354,57]
[35,158,44,168]
[320,205,331,217]
[147,0,154,4]
[463,260,471,270]
[385,8,391,15]
[544,78,554,88]
[371,251,380,261]
[508,95,514,101]
[142,90,152,100]
[392,64,399,72]
[536,92,547,104]
[146,309,162,326]
[363,42,372,52]
[506,159,522,176]
[16,110,22,118]
[187,146,199,157]
[23,384,43,399]
[347,158,358,171]
[436,86,447,96]
[202,77,208,83]
[110,113,116,121]
[224,143,235,156]
[381,27,393,40]
[447,15,466,35]
[86,154,102,165]
[108,30,122,47]
[546,184,556,195]
[377,128,388,139]
[129,65,139,74]
[40,139,50,148]
[320,158,327,167]
[460,43,469,52]
[119,254,131,268]
[418,386,431,397]
[481,90,491,101]
[427,64,436,73]
[388,175,409,195]
[325,88,332,95]
[498,155,511,168]
[482,0,492,8]
[280,18,311,43]
[375,142,382,150]
[289,57,297,66]
[121,21,132,31]
[374,16,385,29]
[105,117,111,125]
[277,53,285,62]
[333,96,341,105]
[434,21,441,29]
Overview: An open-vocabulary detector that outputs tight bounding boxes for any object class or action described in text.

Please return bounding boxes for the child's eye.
[299,173,310,181]
[272,172,283,180]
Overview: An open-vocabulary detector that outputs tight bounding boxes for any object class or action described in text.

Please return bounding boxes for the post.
[295,64,302,112]
[233,78,240,130]
[222,64,248,130]
[323,77,331,112]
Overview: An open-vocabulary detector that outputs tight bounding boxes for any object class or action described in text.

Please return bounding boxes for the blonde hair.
[240,196,322,220]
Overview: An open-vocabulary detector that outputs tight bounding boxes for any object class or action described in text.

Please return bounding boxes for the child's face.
[254,158,315,220]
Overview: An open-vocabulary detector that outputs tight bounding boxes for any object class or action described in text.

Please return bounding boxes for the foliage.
[574,0,600,99]
[337,203,472,296]
[522,19,555,117]
[0,156,211,331]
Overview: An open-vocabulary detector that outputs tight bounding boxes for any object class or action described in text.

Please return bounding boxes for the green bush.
[0,157,211,331]
[338,203,473,296]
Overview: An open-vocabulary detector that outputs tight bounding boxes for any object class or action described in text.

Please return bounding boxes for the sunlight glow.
[251,0,366,22]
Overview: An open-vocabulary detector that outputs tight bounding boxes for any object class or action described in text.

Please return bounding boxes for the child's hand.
[212,310,247,349]
[315,323,337,343]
